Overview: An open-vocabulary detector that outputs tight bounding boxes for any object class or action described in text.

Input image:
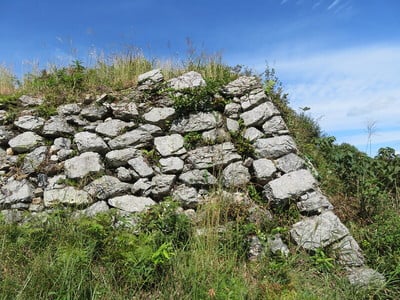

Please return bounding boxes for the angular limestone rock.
[159,157,184,174]
[179,169,217,187]
[267,234,289,256]
[154,134,186,157]
[264,169,317,206]
[222,76,260,97]
[108,129,153,150]
[222,161,251,187]
[151,174,176,199]
[170,112,222,133]
[128,156,154,177]
[252,158,276,184]
[168,71,205,90]
[22,146,48,174]
[44,187,91,207]
[332,235,364,267]
[172,184,201,209]
[186,142,241,169]
[297,191,333,214]
[240,102,279,127]
[0,178,34,205]
[290,211,349,250]
[143,107,175,127]
[74,131,109,153]
[84,175,132,201]
[14,115,45,132]
[105,148,140,168]
[243,127,264,142]
[240,88,268,111]
[347,267,385,287]
[262,115,288,135]
[110,101,139,120]
[254,135,297,159]
[108,195,156,213]
[80,104,109,121]
[138,69,164,90]
[275,153,305,174]
[95,119,134,138]
[42,117,75,137]
[8,131,44,153]
[64,152,104,179]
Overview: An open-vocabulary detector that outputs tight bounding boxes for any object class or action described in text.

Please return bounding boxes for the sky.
[1,0,399,156]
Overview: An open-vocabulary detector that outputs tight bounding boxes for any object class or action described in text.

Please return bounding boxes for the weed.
[183,132,203,149]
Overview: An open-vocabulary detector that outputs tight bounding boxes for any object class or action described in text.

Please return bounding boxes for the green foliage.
[230,130,255,158]
[311,248,334,272]
[183,131,203,149]
[171,79,228,116]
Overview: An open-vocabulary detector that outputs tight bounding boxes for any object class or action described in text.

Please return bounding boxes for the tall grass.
[0,65,16,95]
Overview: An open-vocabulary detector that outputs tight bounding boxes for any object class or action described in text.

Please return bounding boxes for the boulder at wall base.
[108,195,156,213]
[8,131,44,153]
[43,187,91,207]
[290,211,349,250]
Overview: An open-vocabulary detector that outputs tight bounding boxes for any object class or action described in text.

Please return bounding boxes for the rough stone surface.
[128,156,154,177]
[226,118,239,132]
[264,169,317,205]
[22,146,48,174]
[108,129,153,149]
[290,211,349,250]
[297,191,333,214]
[143,107,175,127]
[8,131,44,153]
[224,103,241,119]
[159,157,184,174]
[84,175,132,201]
[0,126,13,145]
[80,104,109,121]
[240,88,268,111]
[82,201,109,217]
[138,69,164,89]
[108,195,156,213]
[168,71,206,90]
[105,148,140,168]
[95,119,134,137]
[347,267,385,287]
[262,115,288,135]
[42,117,75,137]
[14,115,45,132]
[151,174,176,199]
[275,153,305,174]
[170,112,222,133]
[186,142,241,169]
[57,103,81,115]
[222,162,251,187]
[252,159,276,184]
[19,95,44,106]
[332,235,364,267]
[267,234,289,256]
[202,128,230,143]
[248,235,263,260]
[154,134,186,157]
[131,178,153,196]
[254,135,297,159]
[240,102,279,127]
[172,184,200,208]
[64,152,104,179]
[179,169,217,187]
[44,187,91,207]
[74,132,109,153]
[0,178,34,205]
[110,101,139,120]
[243,127,264,142]
[222,76,260,97]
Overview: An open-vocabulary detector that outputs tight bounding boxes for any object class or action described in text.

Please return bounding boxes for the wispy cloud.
[327,0,341,10]
[271,44,400,154]
[281,0,289,4]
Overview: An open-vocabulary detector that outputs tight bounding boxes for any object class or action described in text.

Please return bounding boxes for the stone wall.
[0,69,383,285]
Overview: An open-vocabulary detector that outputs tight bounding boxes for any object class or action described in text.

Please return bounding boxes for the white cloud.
[270,44,400,153]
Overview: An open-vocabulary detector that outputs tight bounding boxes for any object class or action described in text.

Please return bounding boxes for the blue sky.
[1,0,399,155]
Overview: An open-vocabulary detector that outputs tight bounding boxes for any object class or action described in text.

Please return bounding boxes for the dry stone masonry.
[0,69,383,286]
